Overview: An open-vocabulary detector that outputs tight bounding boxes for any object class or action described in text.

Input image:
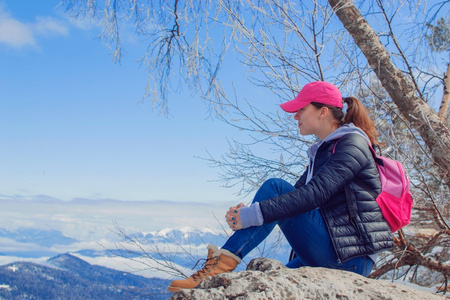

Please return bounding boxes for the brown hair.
[311,97,380,146]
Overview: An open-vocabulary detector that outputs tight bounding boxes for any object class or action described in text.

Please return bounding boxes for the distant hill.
[0,228,78,247]
[0,227,78,258]
[0,253,171,299]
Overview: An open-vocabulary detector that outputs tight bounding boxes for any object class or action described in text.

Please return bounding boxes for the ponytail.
[342,97,380,147]
[311,97,380,146]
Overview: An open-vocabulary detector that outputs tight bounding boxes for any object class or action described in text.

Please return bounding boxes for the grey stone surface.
[171,258,448,300]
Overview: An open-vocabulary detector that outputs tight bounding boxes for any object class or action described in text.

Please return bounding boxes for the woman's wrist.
[240,202,264,229]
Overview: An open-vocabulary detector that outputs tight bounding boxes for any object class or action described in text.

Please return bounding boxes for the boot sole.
[168,285,183,292]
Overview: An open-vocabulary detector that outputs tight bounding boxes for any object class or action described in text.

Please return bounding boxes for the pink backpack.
[335,143,413,232]
[368,145,413,232]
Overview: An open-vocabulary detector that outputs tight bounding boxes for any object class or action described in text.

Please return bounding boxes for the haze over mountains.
[0,196,290,282]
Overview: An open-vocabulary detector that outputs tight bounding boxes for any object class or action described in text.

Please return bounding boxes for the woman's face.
[293,104,321,136]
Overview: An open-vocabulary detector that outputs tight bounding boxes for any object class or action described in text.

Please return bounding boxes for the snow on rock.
[170,258,448,300]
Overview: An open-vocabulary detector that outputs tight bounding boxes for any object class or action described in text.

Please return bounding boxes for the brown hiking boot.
[168,244,241,292]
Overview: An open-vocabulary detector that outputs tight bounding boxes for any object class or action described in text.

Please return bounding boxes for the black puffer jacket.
[259,133,394,262]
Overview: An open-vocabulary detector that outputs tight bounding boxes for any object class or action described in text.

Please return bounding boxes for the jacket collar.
[307,123,370,159]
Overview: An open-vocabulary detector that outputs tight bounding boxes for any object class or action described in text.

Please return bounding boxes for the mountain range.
[0,226,292,298]
[0,253,171,299]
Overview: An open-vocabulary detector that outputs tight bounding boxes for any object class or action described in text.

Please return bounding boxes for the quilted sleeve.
[259,134,372,223]
[294,168,308,188]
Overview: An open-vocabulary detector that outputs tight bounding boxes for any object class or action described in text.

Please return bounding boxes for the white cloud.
[0,6,69,49]
[34,16,69,37]
[44,240,113,255]
[0,196,231,241]
[0,237,44,253]
[0,256,48,266]
[65,15,97,31]
[0,12,35,48]
[73,253,192,279]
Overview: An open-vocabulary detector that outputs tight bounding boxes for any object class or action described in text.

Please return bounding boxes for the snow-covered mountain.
[0,253,170,299]
[0,226,292,279]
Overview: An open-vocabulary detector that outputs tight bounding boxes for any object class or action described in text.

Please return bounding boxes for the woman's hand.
[225,203,245,231]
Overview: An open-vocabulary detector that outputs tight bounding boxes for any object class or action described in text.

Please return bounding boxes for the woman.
[168,81,393,292]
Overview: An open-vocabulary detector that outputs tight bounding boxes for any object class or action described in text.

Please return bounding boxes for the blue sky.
[0,0,277,203]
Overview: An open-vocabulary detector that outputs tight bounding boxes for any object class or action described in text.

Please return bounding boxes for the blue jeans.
[221,178,373,276]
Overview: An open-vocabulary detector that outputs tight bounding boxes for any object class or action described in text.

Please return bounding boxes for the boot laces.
[191,256,220,282]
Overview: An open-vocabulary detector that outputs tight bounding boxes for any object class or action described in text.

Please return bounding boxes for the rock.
[170,258,448,300]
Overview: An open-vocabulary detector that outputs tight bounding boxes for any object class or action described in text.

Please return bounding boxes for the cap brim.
[280,99,309,113]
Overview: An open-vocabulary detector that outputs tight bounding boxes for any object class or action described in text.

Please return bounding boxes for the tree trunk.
[328,0,450,187]
[438,61,450,121]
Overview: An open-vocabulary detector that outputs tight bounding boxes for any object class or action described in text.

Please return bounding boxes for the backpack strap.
[368,144,384,166]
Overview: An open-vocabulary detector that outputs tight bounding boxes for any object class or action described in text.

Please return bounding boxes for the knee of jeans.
[253,178,295,204]
[263,178,282,186]
[264,178,294,193]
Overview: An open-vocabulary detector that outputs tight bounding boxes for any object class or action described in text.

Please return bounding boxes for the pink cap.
[280,81,343,113]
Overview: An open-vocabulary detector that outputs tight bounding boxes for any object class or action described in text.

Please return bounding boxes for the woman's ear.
[319,107,329,118]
